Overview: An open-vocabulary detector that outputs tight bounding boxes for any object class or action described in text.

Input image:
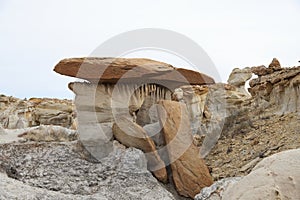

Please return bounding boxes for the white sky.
[0,0,299,99]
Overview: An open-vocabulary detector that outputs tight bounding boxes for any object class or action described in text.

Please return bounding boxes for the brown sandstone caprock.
[157,100,213,198]
[53,57,215,86]
[112,117,168,183]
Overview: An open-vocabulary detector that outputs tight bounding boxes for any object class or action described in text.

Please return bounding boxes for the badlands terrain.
[0,58,299,200]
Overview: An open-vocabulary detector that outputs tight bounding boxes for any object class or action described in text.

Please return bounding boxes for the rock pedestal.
[54,57,214,160]
[53,57,215,197]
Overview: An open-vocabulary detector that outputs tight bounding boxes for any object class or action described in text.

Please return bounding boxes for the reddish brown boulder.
[157,100,213,198]
[251,65,272,76]
[269,58,281,71]
[53,57,214,86]
[112,117,168,183]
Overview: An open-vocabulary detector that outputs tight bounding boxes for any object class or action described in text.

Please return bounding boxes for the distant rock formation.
[0,95,75,129]
[249,61,300,115]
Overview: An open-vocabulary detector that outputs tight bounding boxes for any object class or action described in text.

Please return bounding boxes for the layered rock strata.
[249,63,300,115]
[0,95,75,129]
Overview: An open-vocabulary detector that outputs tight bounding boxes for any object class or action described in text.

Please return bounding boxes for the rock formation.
[17,125,78,142]
[0,95,75,129]
[53,57,215,198]
[0,141,175,200]
[249,63,300,115]
[201,59,300,182]
[219,149,300,200]
[227,67,252,95]
[112,117,167,183]
[53,58,213,157]
[1,57,299,199]
[158,100,213,198]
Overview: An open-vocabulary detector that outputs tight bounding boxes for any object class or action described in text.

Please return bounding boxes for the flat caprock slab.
[53,57,215,86]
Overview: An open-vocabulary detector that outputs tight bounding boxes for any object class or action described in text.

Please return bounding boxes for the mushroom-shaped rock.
[228,68,252,87]
[53,57,215,161]
[53,57,215,87]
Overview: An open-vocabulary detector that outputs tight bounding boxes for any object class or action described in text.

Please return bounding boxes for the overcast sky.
[0,0,299,99]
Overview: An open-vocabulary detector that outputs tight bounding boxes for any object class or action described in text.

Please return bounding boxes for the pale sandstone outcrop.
[222,149,300,200]
[17,125,78,142]
[0,141,175,200]
[158,100,213,198]
[196,149,300,200]
[69,82,172,159]
[227,67,252,95]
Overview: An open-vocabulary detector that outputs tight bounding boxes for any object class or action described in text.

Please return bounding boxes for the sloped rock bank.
[202,60,300,180]
[196,149,300,200]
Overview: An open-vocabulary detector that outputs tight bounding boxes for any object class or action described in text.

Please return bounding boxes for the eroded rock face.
[172,85,209,135]
[202,60,300,182]
[69,82,172,159]
[158,100,213,198]
[222,149,300,200]
[172,83,252,158]
[227,67,252,95]
[0,95,75,129]
[249,65,300,115]
[112,117,167,183]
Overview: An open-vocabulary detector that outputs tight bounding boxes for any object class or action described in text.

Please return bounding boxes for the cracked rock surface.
[0,141,175,200]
